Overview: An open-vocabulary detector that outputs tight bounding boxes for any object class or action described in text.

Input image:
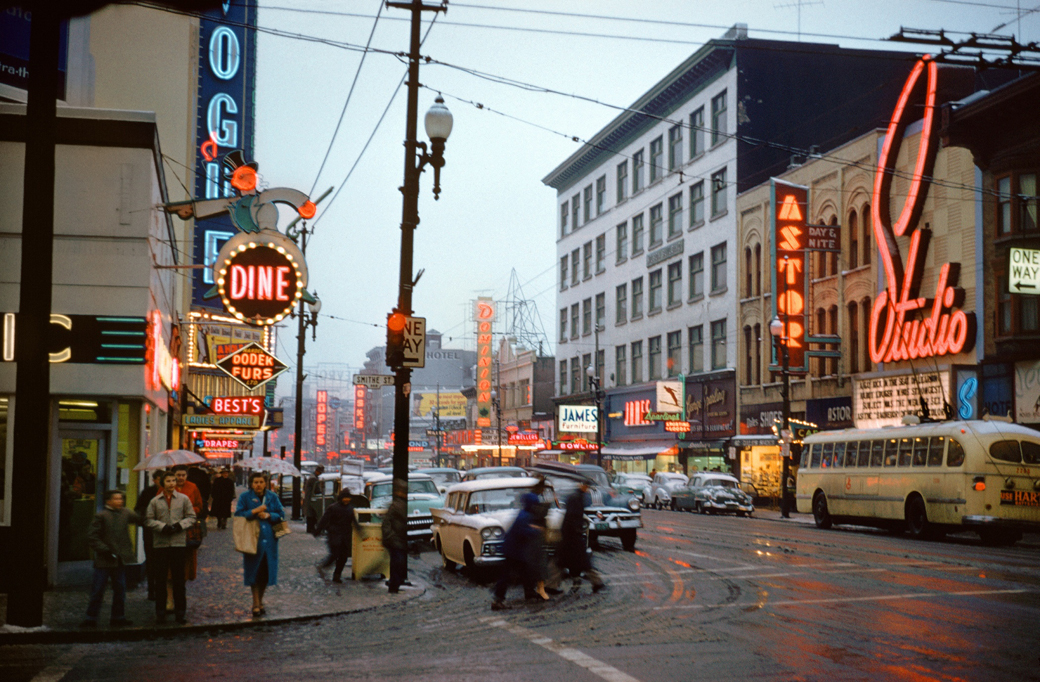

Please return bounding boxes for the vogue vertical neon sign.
[869,56,976,364]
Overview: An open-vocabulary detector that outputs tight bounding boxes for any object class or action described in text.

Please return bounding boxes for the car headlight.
[481,526,504,540]
[627,497,640,512]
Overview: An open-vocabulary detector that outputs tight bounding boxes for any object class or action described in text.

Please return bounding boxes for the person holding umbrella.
[234,471,285,617]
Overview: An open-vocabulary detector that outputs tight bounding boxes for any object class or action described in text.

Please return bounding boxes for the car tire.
[463,543,476,573]
[736,511,746,517]
[669,499,676,512]
[437,536,456,571]
[905,494,932,540]
[620,529,637,552]
[813,491,833,529]
[697,502,706,515]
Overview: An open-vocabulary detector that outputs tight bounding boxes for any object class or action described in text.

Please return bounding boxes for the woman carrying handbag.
[234,472,285,618]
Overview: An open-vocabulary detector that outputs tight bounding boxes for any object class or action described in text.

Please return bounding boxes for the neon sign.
[623,399,652,426]
[215,342,287,390]
[210,396,264,415]
[216,242,303,325]
[475,297,495,428]
[316,389,328,455]
[869,56,976,363]
[773,180,808,371]
[354,385,366,431]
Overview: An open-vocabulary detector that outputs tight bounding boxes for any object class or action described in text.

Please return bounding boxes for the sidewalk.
[0,517,425,645]
[751,508,815,524]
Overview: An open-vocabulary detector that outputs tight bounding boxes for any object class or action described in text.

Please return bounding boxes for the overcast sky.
[252,0,1034,393]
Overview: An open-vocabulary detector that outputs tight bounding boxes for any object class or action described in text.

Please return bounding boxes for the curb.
[0,583,426,646]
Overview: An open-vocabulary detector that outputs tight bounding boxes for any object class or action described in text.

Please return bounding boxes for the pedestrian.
[82,490,141,628]
[491,488,546,610]
[559,479,606,593]
[315,488,359,583]
[146,471,196,623]
[187,464,211,522]
[235,472,285,617]
[210,468,236,529]
[134,469,164,600]
[303,464,325,534]
[381,478,408,593]
[173,464,204,582]
[521,478,552,600]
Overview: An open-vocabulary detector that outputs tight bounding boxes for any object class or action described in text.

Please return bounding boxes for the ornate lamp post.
[769,313,792,518]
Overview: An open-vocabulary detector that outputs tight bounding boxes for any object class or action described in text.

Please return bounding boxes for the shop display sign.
[475,298,495,427]
[740,401,785,436]
[771,179,809,372]
[412,392,467,418]
[854,371,949,429]
[664,421,691,433]
[559,404,598,433]
[554,439,598,451]
[210,396,264,415]
[315,389,328,455]
[804,397,854,431]
[187,313,268,366]
[217,241,303,324]
[655,380,683,413]
[0,313,148,364]
[353,385,366,431]
[684,373,737,439]
[1015,360,1040,424]
[184,413,261,428]
[623,399,652,427]
[198,438,249,450]
[215,342,287,390]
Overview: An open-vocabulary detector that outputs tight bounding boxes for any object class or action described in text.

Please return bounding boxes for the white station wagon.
[431,477,564,573]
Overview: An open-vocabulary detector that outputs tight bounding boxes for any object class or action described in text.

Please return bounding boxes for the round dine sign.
[214,229,307,325]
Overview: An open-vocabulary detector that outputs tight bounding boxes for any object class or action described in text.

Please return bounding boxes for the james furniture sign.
[559,404,598,433]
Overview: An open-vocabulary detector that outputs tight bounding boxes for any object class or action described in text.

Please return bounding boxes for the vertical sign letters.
[315,389,327,457]
[772,179,809,371]
[475,297,495,428]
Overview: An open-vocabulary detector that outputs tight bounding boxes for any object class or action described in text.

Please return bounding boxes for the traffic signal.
[386,311,406,368]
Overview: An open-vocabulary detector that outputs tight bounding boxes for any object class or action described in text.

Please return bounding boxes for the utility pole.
[292,224,311,520]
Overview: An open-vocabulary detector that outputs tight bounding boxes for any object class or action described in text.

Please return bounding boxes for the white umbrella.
[234,457,302,477]
[133,449,206,471]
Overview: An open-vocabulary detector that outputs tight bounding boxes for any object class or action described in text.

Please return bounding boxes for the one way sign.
[1010,247,1040,294]
[402,315,426,368]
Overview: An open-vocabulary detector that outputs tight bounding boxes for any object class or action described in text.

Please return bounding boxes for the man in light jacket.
[82,490,141,627]
[146,470,196,623]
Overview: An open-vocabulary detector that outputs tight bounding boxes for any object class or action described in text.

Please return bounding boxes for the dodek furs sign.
[215,342,287,390]
[870,56,976,363]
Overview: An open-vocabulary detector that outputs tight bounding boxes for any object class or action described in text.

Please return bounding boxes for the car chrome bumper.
[705,502,753,512]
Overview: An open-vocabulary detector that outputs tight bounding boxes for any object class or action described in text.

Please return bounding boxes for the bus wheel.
[812,492,832,529]
[905,495,932,540]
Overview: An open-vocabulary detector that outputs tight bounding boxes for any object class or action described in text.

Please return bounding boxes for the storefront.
[603,384,680,474]
[682,371,737,475]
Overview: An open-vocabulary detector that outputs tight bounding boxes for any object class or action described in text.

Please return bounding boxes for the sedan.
[673,473,754,516]
[645,472,689,510]
[613,473,652,500]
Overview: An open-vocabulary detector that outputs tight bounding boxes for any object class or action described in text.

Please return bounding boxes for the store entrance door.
[58,430,109,561]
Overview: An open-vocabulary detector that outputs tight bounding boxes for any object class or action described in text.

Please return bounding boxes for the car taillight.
[972,476,986,492]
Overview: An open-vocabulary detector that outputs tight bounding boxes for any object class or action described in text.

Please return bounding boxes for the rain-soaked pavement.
[3,509,1039,681]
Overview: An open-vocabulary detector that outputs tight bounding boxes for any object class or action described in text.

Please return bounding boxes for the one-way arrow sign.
[1009,247,1040,295]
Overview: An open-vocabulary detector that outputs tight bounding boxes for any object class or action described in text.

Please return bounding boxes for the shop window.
[667,330,681,377]
[849,209,859,269]
[848,301,859,374]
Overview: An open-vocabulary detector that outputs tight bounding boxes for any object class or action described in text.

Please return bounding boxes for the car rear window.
[990,440,1021,463]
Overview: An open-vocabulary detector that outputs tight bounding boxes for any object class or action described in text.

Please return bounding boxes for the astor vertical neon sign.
[475,297,496,428]
[772,179,809,371]
[869,56,976,364]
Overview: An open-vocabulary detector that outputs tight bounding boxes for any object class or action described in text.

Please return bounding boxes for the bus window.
[800,445,810,468]
[833,442,846,467]
[822,442,834,468]
[990,440,1022,463]
[947,438,965,467]
[884,439,899,467]
[1022,441,1040,465]
[927,436,945,466]
[845,442,859,468]
[870,440,884,467]
[857,441,871,467]
[897,438,913,467]
[810,443,822,468]
[911,437,928,466]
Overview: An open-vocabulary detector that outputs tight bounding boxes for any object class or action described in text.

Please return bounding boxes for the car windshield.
[473,470,523,479]
[586,471,610,487]
[426,471,461,486]
[622,475,650,485]
[370,479,439,498]
[706,479,738,488]
[466,487,531,513]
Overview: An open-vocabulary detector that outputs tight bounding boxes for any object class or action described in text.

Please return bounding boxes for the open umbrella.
[234,457,302,477]
[133,449,207,471]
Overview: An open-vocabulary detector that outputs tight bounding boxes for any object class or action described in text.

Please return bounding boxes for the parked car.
[363,473,445,543]
[673,473,754,516]
[461,466,528,482]
[414,467,463,495]
[528,462,642,551]
[613,473,652,500]
[431,477,565,574]
[645,472,690,509]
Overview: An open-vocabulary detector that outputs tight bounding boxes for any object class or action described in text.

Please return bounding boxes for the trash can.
[352,508,390,581]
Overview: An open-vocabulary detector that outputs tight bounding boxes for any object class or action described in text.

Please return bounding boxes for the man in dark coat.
[315,488,359,583]
[381,479,408,593]
[560,479,605,592]
[209,468,236,529]
[187,465,211,522]
[303,465,325,534]
[135,470,164,600]
[82,490,141,627]
[491,499,543,609]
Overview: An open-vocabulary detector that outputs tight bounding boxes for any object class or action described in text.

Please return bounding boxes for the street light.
[290,290,320,520]
[769,313,792,518]
[586,365,604,469]
[490,389,502,467]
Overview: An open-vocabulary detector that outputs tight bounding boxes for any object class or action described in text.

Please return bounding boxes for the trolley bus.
[796,417,1040,545]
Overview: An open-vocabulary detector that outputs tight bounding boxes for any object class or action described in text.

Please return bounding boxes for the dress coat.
[210,477,236,519]
[234,489,284,586]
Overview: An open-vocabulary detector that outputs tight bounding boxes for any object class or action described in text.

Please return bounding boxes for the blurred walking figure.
[134,469,164,600]
[146,471,196,623]
[82,490,140,628]
[315,489,359,583]
[235,472,285,617]
[303,464,325,534]
[560,479,606,593]
[381,479,408,593]
[210,468,236,529]
[492,487,548,610]
[522,478,551,600]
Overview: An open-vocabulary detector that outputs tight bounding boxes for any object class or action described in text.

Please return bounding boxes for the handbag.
[185,520,204,548]
[273,520,291,538]
[233,516,259,554]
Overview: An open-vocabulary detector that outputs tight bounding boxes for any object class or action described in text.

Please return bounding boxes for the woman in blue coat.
[235,471,285,617]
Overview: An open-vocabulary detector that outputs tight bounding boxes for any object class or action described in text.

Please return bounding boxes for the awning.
[730,435,778,447]
[600,442,679,461]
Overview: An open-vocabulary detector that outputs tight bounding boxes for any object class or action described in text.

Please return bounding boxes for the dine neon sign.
[869,56,976,363]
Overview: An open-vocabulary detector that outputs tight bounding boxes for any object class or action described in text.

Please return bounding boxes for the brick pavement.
[0,516,425,645]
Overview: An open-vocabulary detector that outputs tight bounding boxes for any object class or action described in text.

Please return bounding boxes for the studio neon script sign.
[870,56,976,364]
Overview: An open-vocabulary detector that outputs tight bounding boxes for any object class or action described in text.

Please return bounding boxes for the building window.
[650,136,663,184]
[849,209,859,269]
[616,161,628,203]
[668,124,682,171]
[848,301,859,374]
[828,305,839,375]
[595,175,606,215]
[999,176,1012,235]
[559,308,567,343]
[689,181,704,227]
[560,255,568,291]
[582,353,591,392]
[616,222,628,263]
[711,168,727,217]
[690,107,704,158]
[615,345,627,386]
[631,276,644,318]
[862,205,871,265]
[753,323,761,384]
[711,243,727,293]
[667,261,682,306]
[667,330,681,377]
[560,202,568,237]
[711,319,726,370]
[616,283,627,324]
[595,234,606,274]
[570,304,579,340]
[754,244,762,295]
[631,340,643,384]
[582,298,592,336]
[632,213,645,254]
[596,349,604,384]
[571,248,580,286]
[745,247,753,298]
[861,296,871,371]
[689,325,703,373]
[711,90,727,146]
[689,251,704,299]
[595,292,605,330]
[632,149,644,193]
[560,360,567,395]
[583,185,593,223]
[648,336,662,380]
[571,358,581,395]
[571,194,580,230]
[649,203,663,248]
[744,326,753,385]
[668,193,683,238]
[997,172,1040,235]
[814,308,827,377]
[583,242,592,280]
[648,269,662,313]
[1022,173,1038,231]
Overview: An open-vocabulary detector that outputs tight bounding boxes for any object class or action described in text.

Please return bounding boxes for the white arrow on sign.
[1009,247,1040,295]
[402,316,426,368]
[353,374,395,387]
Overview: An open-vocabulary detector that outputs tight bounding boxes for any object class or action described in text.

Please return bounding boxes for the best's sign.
[558,404,598,433]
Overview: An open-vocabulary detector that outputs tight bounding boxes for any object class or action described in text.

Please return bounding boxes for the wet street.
[4,510,1039,681]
